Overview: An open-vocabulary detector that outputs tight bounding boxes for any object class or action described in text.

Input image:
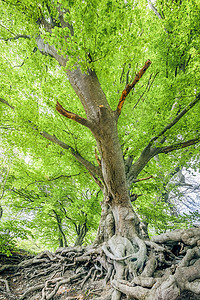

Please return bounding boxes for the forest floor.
[0,248,200,300]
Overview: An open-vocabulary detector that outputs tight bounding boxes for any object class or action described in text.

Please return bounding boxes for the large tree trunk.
[36,38,142,253]
[65,67,141,241]
[93,106,140,239]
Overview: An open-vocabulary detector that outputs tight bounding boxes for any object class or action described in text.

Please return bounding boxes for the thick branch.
[128,136,200,184]
[116,59,152,116]
[56,101,92,128]
[127,93,200,183]
[0,98,15,110]
[40,131,103,181]
[159,136,200,154]
[150,92,200,145]
[127,145,159,185]
[36,36,67,66]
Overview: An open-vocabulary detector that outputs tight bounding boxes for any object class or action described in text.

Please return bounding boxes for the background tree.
[0,152,101,251]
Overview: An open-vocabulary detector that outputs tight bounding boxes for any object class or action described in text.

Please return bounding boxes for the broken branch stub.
[56,101,91,128]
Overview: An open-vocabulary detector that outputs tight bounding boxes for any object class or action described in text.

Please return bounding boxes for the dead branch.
[116,59,152,116]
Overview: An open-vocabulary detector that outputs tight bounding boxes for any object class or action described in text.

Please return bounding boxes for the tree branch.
[36,36,67,66]
[159,136,200,154]
[88,171,104,190]
[127,145,159,185]
[40,131,103,181]
[57,5,74,35]
[127,135,200,185]
[127,92,200,184]
[150,92,200,145]
[133,175,154,183]
[0,168,9,200]
[24,173,85,189]
[116,60,152,116]
[0,23,15,35]
[56,101,92,128]
[147,0,162,19]
[0,98,15,110]
[0,34,31,41]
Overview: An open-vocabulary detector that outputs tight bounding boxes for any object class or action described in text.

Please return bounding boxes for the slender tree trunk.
[53,211,68,247]
[74,223,88,246]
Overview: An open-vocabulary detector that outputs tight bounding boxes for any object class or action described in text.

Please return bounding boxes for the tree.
[0,152,101,250]
[0,0,200,299]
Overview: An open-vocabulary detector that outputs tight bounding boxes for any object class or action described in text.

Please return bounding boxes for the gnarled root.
[0,227,200,300]
[111,231,200,300]
[102,234,147,299]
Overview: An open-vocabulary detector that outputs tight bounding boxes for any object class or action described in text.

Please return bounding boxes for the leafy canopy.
[0,0,200,250]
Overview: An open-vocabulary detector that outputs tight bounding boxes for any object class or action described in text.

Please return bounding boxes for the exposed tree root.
[0,227,199,299]
[0,278,11,293]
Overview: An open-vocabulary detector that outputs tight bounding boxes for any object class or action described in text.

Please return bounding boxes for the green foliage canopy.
[0,0,200,251]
